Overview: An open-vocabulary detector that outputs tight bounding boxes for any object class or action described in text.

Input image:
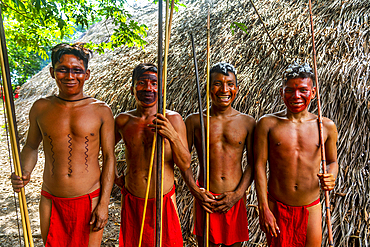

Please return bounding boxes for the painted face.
[50,54,90,97]
[280,77,316,113]
[132,71,158,107]
[210,72,238,108]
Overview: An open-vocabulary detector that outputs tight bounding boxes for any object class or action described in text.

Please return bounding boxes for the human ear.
[311,86,317,99]
[85,69,91,80]
[50,67,55,79]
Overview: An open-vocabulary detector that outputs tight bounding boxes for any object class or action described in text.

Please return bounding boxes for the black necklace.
[54,95,91,102]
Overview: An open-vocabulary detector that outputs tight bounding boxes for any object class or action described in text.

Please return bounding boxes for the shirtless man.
[114,63,190,247]
[254,63,338,247]
[183,62,255,247]
[11,43,115,247]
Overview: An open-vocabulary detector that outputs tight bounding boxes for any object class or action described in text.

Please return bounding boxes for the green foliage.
[152,0,186,12]
[0,0,150,86]
[230,22,248,35]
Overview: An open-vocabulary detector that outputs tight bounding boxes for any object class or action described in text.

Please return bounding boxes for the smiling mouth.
[217,95,231,100]
[290,102,304,106]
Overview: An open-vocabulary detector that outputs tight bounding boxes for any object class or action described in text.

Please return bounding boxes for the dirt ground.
[0,104,121,247]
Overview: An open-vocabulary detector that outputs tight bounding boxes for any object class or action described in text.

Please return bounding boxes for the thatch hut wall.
[15,0,369,246]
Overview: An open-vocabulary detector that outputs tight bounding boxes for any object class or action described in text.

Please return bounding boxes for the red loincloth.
[193,181,249,245]
[268,194,320,247]
[41,188,100,247]
[119,185,183,247]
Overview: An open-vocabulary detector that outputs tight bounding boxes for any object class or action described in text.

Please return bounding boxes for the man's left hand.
[90,203,109,232]
[317,173,336,191]
[212,191,241,214]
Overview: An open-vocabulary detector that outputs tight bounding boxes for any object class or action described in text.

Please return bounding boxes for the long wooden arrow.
[0,8,34,247]
[308,0,334,246]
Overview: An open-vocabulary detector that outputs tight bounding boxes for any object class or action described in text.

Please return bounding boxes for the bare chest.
[195,118,248,148]
[38,105,101,139]
[269,121,323,156]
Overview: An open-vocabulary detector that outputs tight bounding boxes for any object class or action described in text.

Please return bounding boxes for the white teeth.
[218,96,231,99]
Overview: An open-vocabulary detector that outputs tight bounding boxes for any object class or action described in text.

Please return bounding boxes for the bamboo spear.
[205,5,211,247]
[308,0,334,246]
[155,0,164,243]
[189,28,208,247]
[139,1,174,245]
[0,8,34,247]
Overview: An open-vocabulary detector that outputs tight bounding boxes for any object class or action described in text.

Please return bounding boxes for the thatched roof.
[15,0,369,246]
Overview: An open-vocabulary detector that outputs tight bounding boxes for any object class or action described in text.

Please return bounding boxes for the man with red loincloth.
[11,43,115,247]
[14,85,20,99]
[254,62,338,247]
[114,63,191,247]
[182,62,255,247]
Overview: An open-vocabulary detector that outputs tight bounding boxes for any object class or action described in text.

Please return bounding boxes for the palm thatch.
[15,0,369,246]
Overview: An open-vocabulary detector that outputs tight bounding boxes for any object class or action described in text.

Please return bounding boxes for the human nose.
[221,83,228,93]
[292,90,300,98]
[65,71,76,79]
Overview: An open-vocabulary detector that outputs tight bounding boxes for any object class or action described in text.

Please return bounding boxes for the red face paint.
[281,77,315,113]
[133,72,158,107]
[210,72,238,108]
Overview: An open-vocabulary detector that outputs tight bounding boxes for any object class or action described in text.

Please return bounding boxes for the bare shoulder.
[90,98,113,118]
[115,110,136,127]
[256,111,282,126]
[165,110,184,126]
[29,96,54,115]
[322,117,338,135]
[235,110,256,126]
[185,112,200,125]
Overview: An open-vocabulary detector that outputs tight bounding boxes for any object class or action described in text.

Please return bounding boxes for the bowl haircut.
[51,43,92,70]
[210,62,238,86]
[131,63,158,87]
[282,62,315,86]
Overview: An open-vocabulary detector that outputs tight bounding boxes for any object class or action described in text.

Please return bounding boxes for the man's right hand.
[11,171,31,193]
[259,206,280,238]
[194,187,217,214]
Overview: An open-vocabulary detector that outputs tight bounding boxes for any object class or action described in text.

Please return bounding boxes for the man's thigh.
[88,196,104,247]
[305,203,322,247]
[39,195,52,244]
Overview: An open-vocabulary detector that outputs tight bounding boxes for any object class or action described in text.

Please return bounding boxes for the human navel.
[221,176,225,180]
[239,141,242,144]
[316,143,320,148]
[294,184,298,191]
[90,133,94,136]
[276,142,281,146]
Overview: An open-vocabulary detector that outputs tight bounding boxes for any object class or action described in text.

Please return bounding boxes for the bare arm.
[12,102,43,192]
[180,114,216,213]
[317,119,338,191]
[254,116,279,237]
[149,112,191,172]
[90,106,115,231]
[113,114,128,188]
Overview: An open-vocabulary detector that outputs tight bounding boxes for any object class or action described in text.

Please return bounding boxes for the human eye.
[56,68,67,73]
[72,68,85,74]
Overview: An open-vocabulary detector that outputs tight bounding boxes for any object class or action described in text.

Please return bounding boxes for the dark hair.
[210,62,238,86]
[51,43,92,70]
[282,62,315,86]
[132,63,158,87]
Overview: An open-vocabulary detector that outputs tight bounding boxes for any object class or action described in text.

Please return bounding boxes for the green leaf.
[230,22,248,35]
